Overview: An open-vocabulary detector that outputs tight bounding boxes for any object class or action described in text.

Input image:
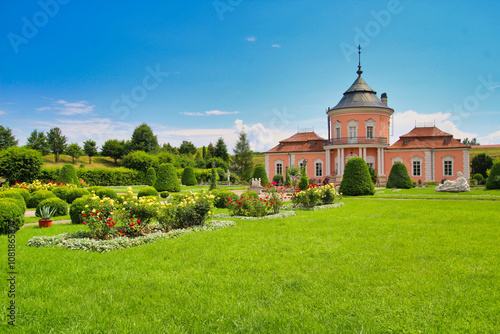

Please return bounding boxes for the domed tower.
[325,51,394,185]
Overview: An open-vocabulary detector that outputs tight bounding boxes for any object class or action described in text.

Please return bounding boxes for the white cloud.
[478,129,500,145]
[0,110,6,115]
[271,44,281,48]
[37,100,95,115]
[180,110,240,116]
[234,119,295,152]
[246,36,256,42]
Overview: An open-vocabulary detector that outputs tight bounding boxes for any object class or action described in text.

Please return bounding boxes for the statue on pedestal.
[435,171,470,192]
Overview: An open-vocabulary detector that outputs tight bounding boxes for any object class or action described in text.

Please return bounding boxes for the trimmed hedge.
[0,198,25,234]
[51,187,70,202]
[485,162,500,189]
[252,164,269,185]
[240,191,259,200]
[58,164,78,185]
[77,168,142,186]
[121,151,158,173]
[155,163,180,192]
[213,190,238,208]
[138,186,159,198]
[39,167,61,183]
[386,162,413,189]
[70,196,90,224]
[36,197,68,217]
[86,186,103,193]
[0,190,26,208]
[65,188,90,204]
[145,167,156,186]
[181,167,197,186]
[96,188,118,199]
[339,158,375,196]
[272,174,284,185]
[28,190,56,208]
[6,188,30,204]
[160,191,170,198]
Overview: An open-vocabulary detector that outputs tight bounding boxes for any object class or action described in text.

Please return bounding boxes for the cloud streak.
[246,36,256,42]
[180,110,240,116]
[37,100,95,115]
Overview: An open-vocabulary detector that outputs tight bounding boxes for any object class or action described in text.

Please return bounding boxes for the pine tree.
[214,137,229,162]
[0,125,18,150]
[207,142,215,158]
[232,132,253,181]
[130,123,159,152]
[202,146,207,159]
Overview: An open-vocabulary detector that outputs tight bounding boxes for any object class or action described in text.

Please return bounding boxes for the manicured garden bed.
[1,198,499,332]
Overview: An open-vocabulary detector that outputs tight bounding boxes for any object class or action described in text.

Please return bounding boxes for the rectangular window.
[444,161,453,176]
[349,126,356,139]
[335,127,341,140]
[315,163,323,177]
[366,126,374,139]
[276,163,283,175]
[413,161,421,177]
[367,163,374,169]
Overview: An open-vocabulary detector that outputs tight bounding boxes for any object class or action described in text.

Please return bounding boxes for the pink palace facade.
[265,66,470,186]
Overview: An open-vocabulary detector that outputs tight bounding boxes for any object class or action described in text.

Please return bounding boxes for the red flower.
[83,221,86,225]
[129,222,134,226]
[119,229,122,233]
[136,219,141,224]
[82,214,87,217]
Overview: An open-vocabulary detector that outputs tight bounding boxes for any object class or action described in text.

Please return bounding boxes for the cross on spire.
[357,44,363,76]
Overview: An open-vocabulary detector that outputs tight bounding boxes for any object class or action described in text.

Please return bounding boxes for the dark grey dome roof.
[331,75,388,110]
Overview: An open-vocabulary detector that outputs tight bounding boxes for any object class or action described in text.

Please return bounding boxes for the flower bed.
[291,184,340,208]
[27,220,235,252]
[9,180,76,193]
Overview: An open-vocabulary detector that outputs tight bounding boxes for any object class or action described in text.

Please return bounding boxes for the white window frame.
[275,159,284,176]
[411,156,423,177]
[365,118,376,140]
[314,158,323,177]
[443,155,454,177]
[347,120,358,144]
[334,121,341,141]
[365,156,376,171]
[298,158,306,170]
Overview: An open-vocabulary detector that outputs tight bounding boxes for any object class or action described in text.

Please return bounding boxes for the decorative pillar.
[363,148,367,161]
[380,148,385,175]
[326,149,331,176]
[340,148,345,175]
[377,148,381,175]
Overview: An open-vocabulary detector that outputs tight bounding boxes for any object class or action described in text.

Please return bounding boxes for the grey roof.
[331,75,388,110]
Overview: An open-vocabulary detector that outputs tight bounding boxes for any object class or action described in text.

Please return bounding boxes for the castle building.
[265,60,470,185]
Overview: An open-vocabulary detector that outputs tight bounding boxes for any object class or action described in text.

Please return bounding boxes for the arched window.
[365,119,376,140]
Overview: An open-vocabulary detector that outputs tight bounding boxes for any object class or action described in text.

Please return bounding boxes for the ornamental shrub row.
[39,167,142,186]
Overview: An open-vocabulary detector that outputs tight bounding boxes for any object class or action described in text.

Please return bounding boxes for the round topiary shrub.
[69,196,91,224]
[36,197,68,217]
[65,188,91,204]
[181,166,197,186]
[386,162,413,189]
[145,167,157,186]
[160,191,169,199]
[137,186,159,198]
[0,146,43,184]
[339,158,375,196]
[7,188,30,204]
[272,174,284,185]
[213,191,238,208]
[240,191,259,200]
[485,162,500,189]
[0,190,26,208]
[472,173,484,185]
[154,163,180,192]
[0,198,25,234]
[28,190,56,208]
[252,164,269,185]
[51,186,70,202]
[58,164,79,185]
[96,188,118,199]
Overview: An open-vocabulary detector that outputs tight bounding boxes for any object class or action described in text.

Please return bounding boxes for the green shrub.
[145,167,156,186]
[339,158,375,196]
[160,191,169,198]
[485,162,500,189]
[472,173,484,184]
[138,186,159,198]
[386,162,413,189]
[6,188,30,204]
[77,168,142,186]
[51,186,70,202]
[252,164,269,185]
[285,170,292,186]
[155,163,180,192]
[181,166,197,186]
[0,190,26,208]
[0,198,25,234]
[38,167,61,183]
[213,191,238,208]
[272,174,284,185]
[368,166,378,184]
[28,190,56,208]
[36,197,68,217]
[58,164,78,185]
[121,151,158,173]
[69,196,91,224]
[65,188,91,204]
[298,167,309,190]
[96,188,118,199]
[0,146,43,184]
[86,186,103,193]
[209,168,217,190]
[240,191,259,200]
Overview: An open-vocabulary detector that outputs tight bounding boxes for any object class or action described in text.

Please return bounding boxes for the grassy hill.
[43,155,119,168]
[470,146,500,161]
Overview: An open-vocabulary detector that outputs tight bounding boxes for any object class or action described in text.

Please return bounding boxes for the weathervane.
[357,44,363,75]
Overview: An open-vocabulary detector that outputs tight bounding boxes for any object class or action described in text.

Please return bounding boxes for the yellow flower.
[85,205,89,208]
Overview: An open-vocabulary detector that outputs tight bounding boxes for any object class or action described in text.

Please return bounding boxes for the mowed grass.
[1,199,499,333]
[366,187,500,200]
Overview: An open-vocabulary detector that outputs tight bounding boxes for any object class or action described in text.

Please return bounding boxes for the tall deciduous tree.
[83,139,98,164]
[101,139,125,165]
[130,123,159,153]
[232,132,253,181]
[66,143,83,163]
[26,129,50,155]
[179,140,197,155]
[214,137,229,162]
[47,127,67,162]
[0,125,18,150]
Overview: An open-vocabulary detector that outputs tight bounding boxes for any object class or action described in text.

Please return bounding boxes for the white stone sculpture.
[435,171,470,192]
[249,178,262,193]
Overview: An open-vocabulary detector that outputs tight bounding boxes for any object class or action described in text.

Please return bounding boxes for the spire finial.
[357,44,363,76]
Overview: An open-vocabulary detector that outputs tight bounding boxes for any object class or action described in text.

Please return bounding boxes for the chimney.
[381,93,388,106]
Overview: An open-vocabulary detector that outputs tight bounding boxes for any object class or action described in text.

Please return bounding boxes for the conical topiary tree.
[154,163,180,192]
[386,162,413,189]
[209,168,217,190]
[145,167,156,186]
[58,164,78,185]
[298,166,309,190]
[485,162,500,189]
[251,164,269,185]
[339,157,375,196]
[181,166,197,186]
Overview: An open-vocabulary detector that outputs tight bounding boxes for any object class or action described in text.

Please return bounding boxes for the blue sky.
[1,0,499,152]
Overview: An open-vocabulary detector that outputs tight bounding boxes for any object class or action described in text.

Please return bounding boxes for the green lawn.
[2,198,499,333]
[365,187,500,200]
